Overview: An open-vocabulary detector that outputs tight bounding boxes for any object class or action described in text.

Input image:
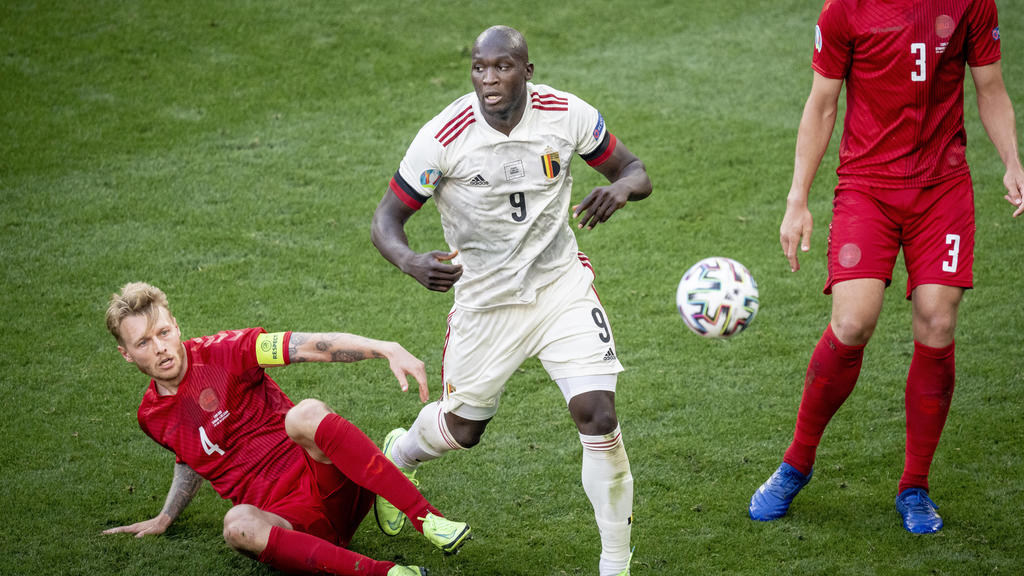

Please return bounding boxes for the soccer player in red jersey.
[749,0,1024,534]
[102,282,471,575]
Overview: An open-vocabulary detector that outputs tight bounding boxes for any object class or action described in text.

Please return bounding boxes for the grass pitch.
[1,1,1022,574]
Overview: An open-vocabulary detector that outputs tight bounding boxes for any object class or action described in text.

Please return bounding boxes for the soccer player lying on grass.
[102,282,470,576]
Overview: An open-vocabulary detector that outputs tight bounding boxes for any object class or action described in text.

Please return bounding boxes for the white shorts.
[440,255,624,420]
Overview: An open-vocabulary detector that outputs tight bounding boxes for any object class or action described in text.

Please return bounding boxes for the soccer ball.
[676,257,760,339]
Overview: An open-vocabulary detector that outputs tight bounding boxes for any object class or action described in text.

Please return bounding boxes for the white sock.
[580,425,633,576]
[393,400,464,471]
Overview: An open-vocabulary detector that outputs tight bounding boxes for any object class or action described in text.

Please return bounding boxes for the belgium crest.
[541,148,561,179]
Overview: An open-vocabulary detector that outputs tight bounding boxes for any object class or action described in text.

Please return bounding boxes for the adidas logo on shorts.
[468,174,490,186]
[603,348,617,362]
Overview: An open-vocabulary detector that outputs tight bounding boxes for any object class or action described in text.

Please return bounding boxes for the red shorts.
[825,173,975,299]
[261,450,374,547]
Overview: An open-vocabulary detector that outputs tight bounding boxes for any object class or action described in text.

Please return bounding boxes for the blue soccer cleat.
[749,462,812,521]
[895,487,943,534]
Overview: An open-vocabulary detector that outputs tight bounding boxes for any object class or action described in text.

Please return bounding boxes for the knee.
[222,505,264,553]
[575,408,618,436]
[569,391,619,435]
[913,311,958,344]
[831,314,877,346]
[447,417,486,449]
[284,398,331,443]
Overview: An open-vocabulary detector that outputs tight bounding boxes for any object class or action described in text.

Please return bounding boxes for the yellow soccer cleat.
[374,428,417,536]
[419,512,472,555]
[387,566,428,576]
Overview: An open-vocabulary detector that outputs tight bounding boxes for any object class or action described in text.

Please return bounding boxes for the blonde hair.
[106,282,170,345]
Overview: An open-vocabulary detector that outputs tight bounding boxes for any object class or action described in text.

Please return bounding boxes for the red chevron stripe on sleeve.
[435,105,476,147]
[531,91,569,111]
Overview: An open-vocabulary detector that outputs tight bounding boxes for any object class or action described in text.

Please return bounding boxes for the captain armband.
[255,332,290,366]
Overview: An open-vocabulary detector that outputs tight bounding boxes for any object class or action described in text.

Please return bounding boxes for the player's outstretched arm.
[573,139,652,230]
[288,332,429,401]
[371,191,463,291]
[971,61,1024,217]
[103,462,202,538]
[781,72,844,272]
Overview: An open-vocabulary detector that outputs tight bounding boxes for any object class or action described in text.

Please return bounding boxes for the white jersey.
[389,82,616,310]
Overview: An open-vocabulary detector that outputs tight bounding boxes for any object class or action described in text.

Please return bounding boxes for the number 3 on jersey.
[911,43,926,82]
[942,234,960,273]
[199,425,225,456]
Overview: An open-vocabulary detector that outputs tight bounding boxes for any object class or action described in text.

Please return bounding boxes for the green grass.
[2,1,1022,574]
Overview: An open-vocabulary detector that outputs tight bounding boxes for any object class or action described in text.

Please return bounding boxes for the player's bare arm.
[371,191,463,292]
[288,331,429,401]
[781,72,844,272]
[103,462,202,538]
[970,60,1024,217]
[573,139,652,230]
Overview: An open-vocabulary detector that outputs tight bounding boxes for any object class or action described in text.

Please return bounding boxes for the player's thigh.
[263,453,366,546]
[902,175,975,298]
[825,186,901,294]
[830,278,886,345]
[441,305,533,416]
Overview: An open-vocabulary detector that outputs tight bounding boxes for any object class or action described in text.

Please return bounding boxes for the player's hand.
[780,200,813,272]
[1004,164,1024,218]
[404,250,462,292]
[102,513,172,538]
[384,343,430,402]
[573,185,630,230]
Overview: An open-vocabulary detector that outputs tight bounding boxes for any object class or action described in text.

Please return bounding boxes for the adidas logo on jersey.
[603,348,617,362]
[468,174,490,186]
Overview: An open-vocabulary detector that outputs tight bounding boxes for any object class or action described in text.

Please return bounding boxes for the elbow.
[630,160,653,200]
[370,208,391,254]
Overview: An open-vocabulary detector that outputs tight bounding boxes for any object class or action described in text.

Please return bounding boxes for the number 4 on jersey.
[199,425,225,456]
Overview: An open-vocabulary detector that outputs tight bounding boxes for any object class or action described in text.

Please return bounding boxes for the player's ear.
[524,61,534,81]
[118,345,134,363]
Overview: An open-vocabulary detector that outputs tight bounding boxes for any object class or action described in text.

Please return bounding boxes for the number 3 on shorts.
[942,233,960,273]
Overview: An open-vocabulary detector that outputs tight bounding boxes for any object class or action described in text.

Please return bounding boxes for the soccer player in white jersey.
[370,25,652,576]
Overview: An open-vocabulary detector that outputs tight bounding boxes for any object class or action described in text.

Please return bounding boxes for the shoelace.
[767,469,805,495]
[904,494,938,513]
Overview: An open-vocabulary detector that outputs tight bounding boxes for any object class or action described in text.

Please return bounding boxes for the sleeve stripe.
[531,91,569,111]
[582,132,617,167]
[435,105,476,146]
[389,172,429,210]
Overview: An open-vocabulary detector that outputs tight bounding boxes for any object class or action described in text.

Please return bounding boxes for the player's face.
[471,41,533,128]
[117,306,186,387]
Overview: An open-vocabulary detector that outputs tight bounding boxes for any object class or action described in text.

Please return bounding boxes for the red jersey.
[137,328,299,507]
[812,0,1001,188]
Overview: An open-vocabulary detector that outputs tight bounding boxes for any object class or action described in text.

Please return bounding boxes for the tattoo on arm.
[160,463,203,521]
[288,332,388,363]
[289,332,310,363]
[331,349,368,362]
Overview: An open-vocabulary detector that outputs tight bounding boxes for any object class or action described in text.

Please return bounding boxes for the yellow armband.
[255,332,289,366]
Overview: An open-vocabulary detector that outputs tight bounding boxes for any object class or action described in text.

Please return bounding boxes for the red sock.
[257,525,393,576]
[314,413,439,532]
[899,340,955,494]
[783,324,866,476]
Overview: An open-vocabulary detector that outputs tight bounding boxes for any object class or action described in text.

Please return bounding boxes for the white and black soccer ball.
[676,257,760,339]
